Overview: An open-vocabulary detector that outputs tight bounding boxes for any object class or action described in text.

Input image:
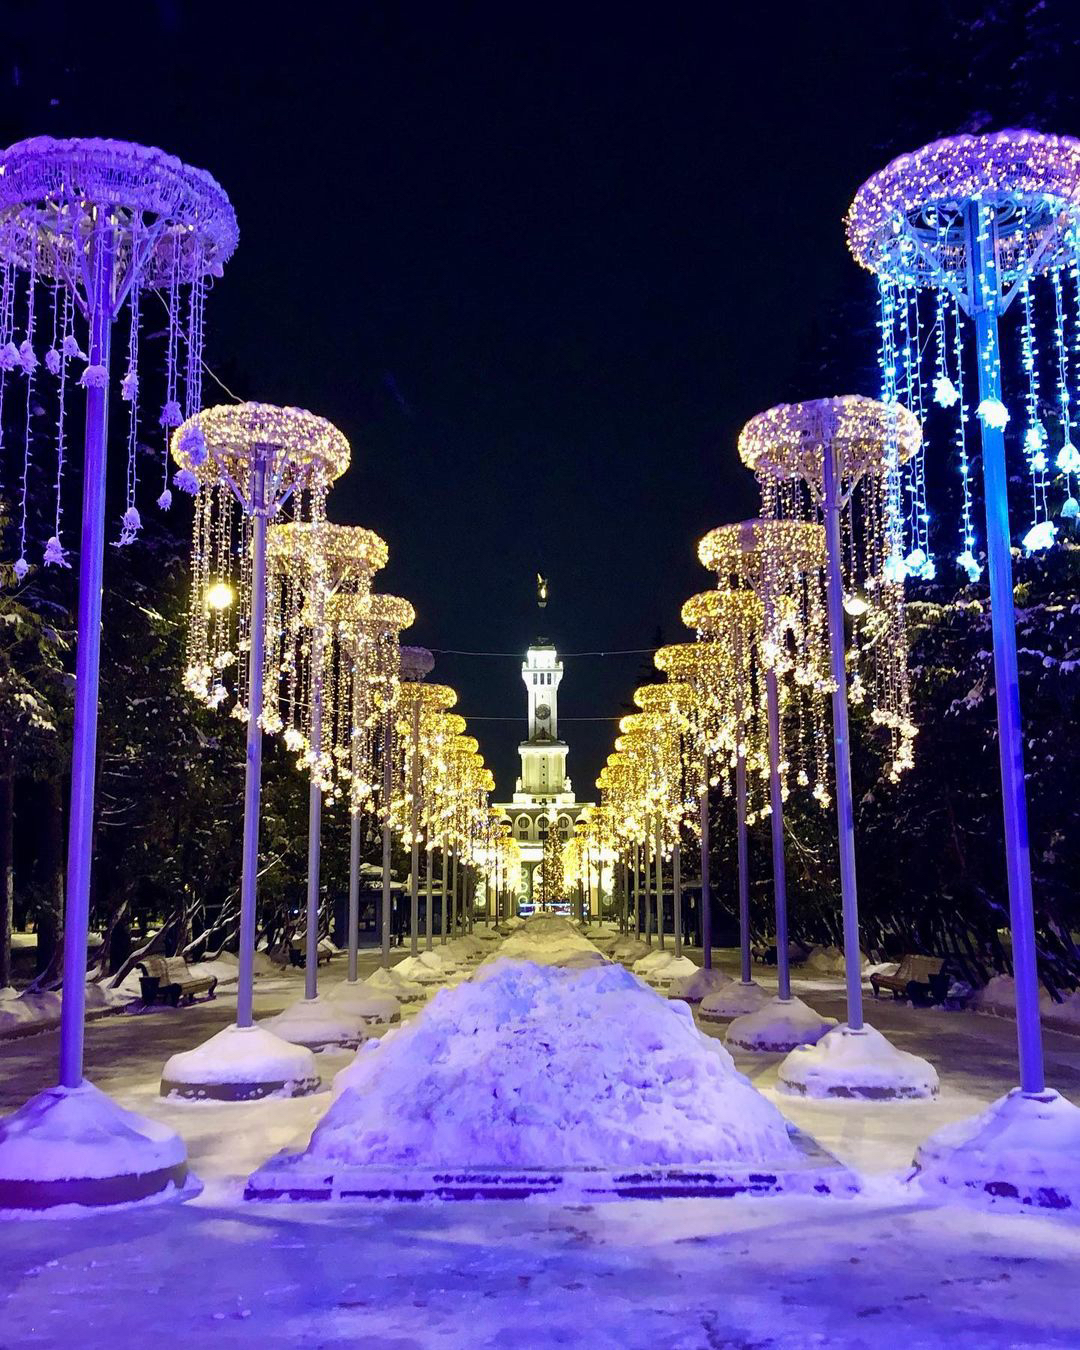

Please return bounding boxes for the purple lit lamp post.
[0,138,236,1210]
[849,130,1080,1199]
[739,397,937,1099]
[160,404,348,1101]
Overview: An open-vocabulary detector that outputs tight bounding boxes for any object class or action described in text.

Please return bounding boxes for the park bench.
[138,955,218,1007]
[870,954,949,1006]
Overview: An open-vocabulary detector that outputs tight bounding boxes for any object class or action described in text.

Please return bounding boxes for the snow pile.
[667,967,730,1003]
[310,959,797,1169]
[0,1081,184,1183]
[632,949,674,976]
[972,975,1080,1037]
[778,1023,939,1100]
[802,945,871,976]
[725,996,837,1053]
[444,935,487,964]
[493,914,604,968]
[0,982,135,1039]
[915,1087,1080,1210]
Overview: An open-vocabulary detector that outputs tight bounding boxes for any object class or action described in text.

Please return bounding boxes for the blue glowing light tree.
[740,397,939,1100]
[849,132,1080,1205]
[0,139,235,1210]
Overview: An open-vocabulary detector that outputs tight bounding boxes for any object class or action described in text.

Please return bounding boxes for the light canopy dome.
[0,136,239,283]
[846,129,1080,293]
[738,395,921,488]
[172,402,350,504]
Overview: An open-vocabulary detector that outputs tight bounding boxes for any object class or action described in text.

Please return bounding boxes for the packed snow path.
[3,930,1080,1347]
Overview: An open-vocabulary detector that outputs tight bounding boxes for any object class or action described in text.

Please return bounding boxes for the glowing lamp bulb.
[205,580,235,611]
[843,593,869,617]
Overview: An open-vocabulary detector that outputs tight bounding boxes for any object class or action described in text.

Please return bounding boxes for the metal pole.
[633,842,640,937]
[643,817,652,946]
[408,700,421,958]
[347,807,361,984]
[823,438,864,1030]
[59,228,114,1086]
[699,775,711,970]
[735,733,752,986]
[304,669,323,1001]
[424,832,433,951]
[234,456,267,1031]
[440,836,449,943]
[766,668,791,1001]
[451,848,459,936]
[380,706,392,968]
[673,840,682,959]
[967,202,1044,1093]
[654,818,664,950]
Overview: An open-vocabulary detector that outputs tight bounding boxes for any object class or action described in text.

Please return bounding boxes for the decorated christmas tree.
[536,813,564,910]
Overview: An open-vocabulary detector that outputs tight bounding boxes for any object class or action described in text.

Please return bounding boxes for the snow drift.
[306,957,798,1169]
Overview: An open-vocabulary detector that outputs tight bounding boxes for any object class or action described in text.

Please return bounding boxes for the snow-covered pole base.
[259,996,368,1051]
[914,1087,1080,1211]
[0,1081,188,1211]
[698,980,772,1022]
[777,1024,938,1100]
[644,955,700,989]
[328,983,401,1025]
[161,1024,320,1101]
[364,966,426,1003]
[666,967,731,1003]
[725,996,837,1053]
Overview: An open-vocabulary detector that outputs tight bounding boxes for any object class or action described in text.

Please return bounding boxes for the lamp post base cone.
[777,1023,938,1100]
[698,980,772,1022]
[259,996,367,1051]
[161,1023,321,1101]
[725,996,838,1053]
[914,1087,1080,1210]
[328,982,401,1025]
[0,1081,190,1211]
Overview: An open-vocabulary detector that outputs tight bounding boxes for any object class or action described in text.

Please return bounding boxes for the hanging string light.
[0,137,237,572]
[738,397,919,780]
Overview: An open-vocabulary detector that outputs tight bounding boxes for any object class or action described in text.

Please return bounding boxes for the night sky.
[5,2,1078,797]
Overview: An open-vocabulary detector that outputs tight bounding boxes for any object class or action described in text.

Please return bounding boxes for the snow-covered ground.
[2,935,1080,1347]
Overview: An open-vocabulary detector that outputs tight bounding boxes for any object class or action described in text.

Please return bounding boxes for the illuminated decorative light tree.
[259,521,387,1050]
[693,520,836,1050]
[633,683,700,964]
[393,675,458,957]
[162,404,348,1100]
[651,640,728,974]
[675,589,769,1012]
[537,809,565,909]
[848,129,1080,1195]
[0,138,237,1211]
[739,396,937,1099]
[326,591,414,986]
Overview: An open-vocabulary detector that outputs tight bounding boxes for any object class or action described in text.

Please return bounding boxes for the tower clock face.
[535,703,550,721]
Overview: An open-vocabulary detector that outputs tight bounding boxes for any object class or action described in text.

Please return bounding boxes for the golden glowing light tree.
[262,522,388,1027]
[327,591,414,985]
[677,588,767,1006]
[687,520,839,1048]
[739,397,937,1099]
[392,664,458,958]
[165,404,348,1100]
[633,683,701,963]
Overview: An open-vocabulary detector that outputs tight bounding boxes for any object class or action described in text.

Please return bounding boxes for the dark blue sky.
[6,1,1076,795]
